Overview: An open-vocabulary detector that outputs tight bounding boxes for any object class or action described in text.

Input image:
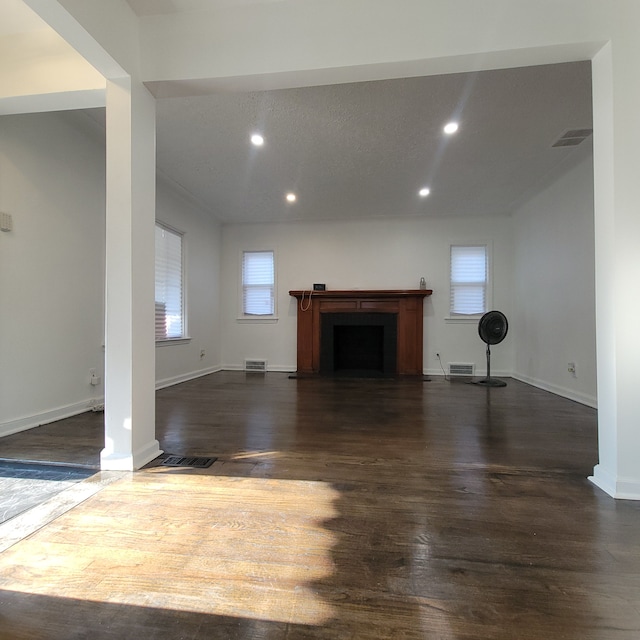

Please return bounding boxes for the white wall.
[0,111,106,435]
[0,110,223,436]
[220,215,514,376]
[0,106,595,441]
[512,144,596,406]
[155,179,222,387]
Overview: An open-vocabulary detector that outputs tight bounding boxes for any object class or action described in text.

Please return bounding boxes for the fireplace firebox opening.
[320,313,397,377]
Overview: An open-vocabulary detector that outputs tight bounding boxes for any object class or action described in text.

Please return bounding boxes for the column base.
[100,440,162,471]
[589,464,640,500]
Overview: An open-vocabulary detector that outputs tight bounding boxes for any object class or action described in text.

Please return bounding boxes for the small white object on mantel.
[0,212,12,232]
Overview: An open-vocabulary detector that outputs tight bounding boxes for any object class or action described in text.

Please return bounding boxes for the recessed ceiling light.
[419,187,430,197]
[250,133,264,146]
[286,193,297,203]
[443,122,459,135]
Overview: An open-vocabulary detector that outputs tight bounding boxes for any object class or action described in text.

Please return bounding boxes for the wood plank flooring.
[0,372,639,639]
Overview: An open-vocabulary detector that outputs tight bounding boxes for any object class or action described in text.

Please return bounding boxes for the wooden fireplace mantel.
[289,289,432,376]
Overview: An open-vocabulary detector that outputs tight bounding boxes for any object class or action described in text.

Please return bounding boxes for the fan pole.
[474,343,507,387]
[486,343,491,379]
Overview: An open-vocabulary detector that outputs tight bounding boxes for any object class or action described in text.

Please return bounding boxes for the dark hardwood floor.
[0,372,639,639]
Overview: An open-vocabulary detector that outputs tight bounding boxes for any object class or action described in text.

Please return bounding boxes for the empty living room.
[1,1,639,638]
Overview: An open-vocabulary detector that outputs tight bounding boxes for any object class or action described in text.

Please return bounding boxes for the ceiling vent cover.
[245,359,267,372]
[552,128,593,148]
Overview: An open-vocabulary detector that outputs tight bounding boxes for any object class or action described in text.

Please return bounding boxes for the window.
[450,244,488,316]
[155,223,184,339]
[242,250,275,316]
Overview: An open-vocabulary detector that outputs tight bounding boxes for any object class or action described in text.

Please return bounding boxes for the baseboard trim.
[222,364,296,373]
[423,370,596,408]
[0,366,224,439]
[100,439,162,471]
[423,369,511,379]
[0,400,98,439]
[590,464,640,500]
[155,365,222,390]
[511,373,597,408]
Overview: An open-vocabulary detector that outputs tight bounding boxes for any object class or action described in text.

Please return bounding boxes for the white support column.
[101,77,161,470]
[590,1,640,499]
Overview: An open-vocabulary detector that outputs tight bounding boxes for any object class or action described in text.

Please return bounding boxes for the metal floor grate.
[160,456,217,468]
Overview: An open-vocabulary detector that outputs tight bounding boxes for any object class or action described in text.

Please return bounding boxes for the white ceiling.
[0,0,49,35]
[1,1,593,226]
[152,61,592,224]
[126,0,285,16]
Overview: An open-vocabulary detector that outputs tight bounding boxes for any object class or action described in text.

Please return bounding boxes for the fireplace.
[289,289,432,376]
[320,313,397,376]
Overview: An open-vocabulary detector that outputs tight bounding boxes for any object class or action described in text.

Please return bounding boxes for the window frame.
[155,221,187,343]
[238,249,278,322]
[447,242,492,323]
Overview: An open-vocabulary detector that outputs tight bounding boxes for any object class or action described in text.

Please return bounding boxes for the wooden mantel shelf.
[289,289,432,300]
[289,289,432,376]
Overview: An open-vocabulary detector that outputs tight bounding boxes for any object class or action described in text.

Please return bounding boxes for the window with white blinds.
[155,223,184,339]
[242,250,275,316]
[450,244,488,316]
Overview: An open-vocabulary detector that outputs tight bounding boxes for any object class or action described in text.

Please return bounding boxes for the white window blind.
[155,224,184,339]
[242,250,275,316]
[450,245,487,316]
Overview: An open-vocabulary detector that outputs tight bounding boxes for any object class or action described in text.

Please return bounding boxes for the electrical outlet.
[568,362,576,375]
[200,349,205,359]
[435,352,441,359]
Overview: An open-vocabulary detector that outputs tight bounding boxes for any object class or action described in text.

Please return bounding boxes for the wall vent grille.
[448,362,475,377]
[244,359,267,372]
[552,128,592,148]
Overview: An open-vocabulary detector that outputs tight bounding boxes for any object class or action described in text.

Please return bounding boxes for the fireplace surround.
[289,289,432,376]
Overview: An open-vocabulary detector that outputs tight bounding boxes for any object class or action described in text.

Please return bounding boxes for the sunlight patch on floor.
[0,474,340,625]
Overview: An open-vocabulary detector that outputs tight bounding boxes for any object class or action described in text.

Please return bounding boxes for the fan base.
[472,377,507,387]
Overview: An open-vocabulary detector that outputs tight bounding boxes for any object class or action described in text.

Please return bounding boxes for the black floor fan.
[473,310,508,387]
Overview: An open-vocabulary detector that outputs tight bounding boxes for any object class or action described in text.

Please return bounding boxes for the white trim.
[222,364,295,373]
[240,249,277,318]
[424,369,511,379]
[0,368,224,439]
[155,221,186,340]
[426,370,597,408]
[156,337,192,346]
[511,372,597,408]
[444,316,482,324]
[100,439,162,471]
[155,365,222,390]
[449,242,492,316]
[590,465,640,501]
[0,400,97,438]
[236,316,279,324]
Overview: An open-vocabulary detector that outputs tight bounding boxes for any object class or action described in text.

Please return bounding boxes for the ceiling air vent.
[245,359,267,372]
[552,128,593,148]
[449,363,475,377]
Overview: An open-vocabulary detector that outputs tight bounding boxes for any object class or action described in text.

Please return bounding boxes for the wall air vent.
[448,363,475,377]
[244,359,267,372]
[552,128,593,148]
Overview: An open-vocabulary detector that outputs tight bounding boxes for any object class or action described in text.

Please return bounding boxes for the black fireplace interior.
[320,313,397,377]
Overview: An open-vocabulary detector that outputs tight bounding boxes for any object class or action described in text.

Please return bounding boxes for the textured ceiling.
[126,0,283,16]
[154,61,592,224]
[0,1,593,226]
